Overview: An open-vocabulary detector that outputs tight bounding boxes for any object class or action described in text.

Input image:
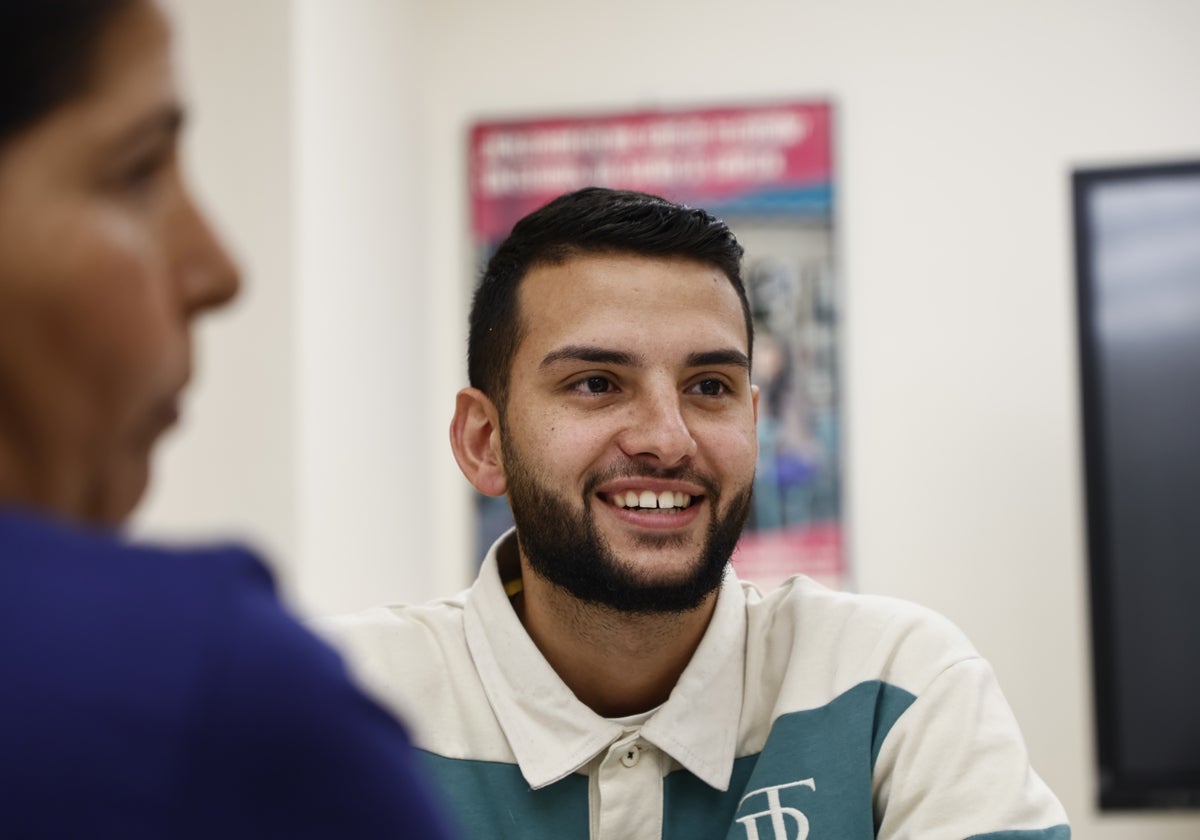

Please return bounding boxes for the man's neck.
[513,563,718,718]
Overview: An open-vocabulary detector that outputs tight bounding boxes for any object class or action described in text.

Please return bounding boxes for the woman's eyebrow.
[99,102,185,156]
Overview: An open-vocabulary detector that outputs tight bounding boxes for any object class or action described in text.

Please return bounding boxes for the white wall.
[290,0,450,614]
[151,1,1200,836]
[145,0,462,609]
[139,0,295,565]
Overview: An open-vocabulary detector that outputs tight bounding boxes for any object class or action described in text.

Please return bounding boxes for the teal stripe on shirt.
[417,751,588,839]
[968,827,1071,840]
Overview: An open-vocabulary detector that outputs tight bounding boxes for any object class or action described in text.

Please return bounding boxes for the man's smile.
[590,477,709,533]
[592,474,710,524]
[606,489,696,511]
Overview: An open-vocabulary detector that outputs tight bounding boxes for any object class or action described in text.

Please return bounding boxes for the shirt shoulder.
[317,591,470,679]
[741,574,979,714]
[315,592,480,739]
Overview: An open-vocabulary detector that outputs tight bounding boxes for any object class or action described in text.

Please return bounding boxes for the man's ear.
[449,387,508,497]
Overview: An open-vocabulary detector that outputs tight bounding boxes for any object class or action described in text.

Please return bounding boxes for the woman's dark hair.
[468,186,752,412]
[0,0,136,146]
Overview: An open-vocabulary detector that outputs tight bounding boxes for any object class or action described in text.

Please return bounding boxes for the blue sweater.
[0,510,454,838]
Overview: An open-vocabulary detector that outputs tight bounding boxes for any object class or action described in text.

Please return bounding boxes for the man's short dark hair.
[468,186,752,411]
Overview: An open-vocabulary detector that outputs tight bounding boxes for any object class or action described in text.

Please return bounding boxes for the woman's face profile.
[0,0,239,525]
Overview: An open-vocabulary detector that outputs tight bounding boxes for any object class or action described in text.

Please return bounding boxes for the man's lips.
[595,479,706,514]
[605,488,696,511]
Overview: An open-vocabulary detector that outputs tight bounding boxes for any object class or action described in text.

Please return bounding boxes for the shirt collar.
[463,529,746,792]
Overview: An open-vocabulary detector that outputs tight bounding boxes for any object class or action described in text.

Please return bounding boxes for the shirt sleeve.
[872,656,1070,840]
[173,550,457,839]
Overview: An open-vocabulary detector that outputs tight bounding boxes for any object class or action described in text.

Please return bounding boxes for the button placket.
[594,734,662,840]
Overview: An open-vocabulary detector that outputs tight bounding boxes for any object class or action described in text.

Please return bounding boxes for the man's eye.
[693,379,727,397]
[573,376,613,394]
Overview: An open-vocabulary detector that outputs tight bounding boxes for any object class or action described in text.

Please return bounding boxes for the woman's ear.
[449,387,507,497]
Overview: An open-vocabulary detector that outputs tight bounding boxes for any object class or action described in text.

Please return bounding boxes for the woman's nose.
[172,184,240,316]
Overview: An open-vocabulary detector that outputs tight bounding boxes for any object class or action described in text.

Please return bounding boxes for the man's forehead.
[511,253,749,364]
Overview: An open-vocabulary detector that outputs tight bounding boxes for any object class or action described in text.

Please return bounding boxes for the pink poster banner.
[471,102,832,240]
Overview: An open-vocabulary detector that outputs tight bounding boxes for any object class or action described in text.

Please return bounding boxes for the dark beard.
[502,437,752,615]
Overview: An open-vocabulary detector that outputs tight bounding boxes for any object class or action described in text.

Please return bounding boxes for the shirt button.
[620,745,641,768]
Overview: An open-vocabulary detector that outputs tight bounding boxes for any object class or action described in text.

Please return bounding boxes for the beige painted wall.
[150,1,1200,835]
[138,0,295,565]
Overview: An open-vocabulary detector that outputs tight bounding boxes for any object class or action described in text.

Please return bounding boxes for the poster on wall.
[468,100,844,590]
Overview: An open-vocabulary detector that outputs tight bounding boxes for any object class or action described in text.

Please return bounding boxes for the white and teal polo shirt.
[324,532,1069,839]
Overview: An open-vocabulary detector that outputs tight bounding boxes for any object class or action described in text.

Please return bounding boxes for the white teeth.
[610,490,695,510]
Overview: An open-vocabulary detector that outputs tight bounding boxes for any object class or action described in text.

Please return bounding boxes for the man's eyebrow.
[685,349,751,370]
[540,346,643,369]
[539,346,750,371]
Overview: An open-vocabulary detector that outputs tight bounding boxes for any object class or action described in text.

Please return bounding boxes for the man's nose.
[615,388,698,467]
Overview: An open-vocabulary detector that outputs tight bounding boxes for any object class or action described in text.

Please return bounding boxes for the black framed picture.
[1074,159,1200,810]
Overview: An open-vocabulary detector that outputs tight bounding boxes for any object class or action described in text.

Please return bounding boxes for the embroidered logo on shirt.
[734,778,817,840]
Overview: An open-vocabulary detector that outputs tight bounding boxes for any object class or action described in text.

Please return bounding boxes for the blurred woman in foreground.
[0,1,452,836]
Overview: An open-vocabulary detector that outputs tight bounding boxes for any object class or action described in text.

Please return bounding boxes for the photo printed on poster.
[468,101,844,589]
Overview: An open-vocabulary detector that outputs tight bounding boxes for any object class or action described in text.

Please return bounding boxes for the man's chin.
[607,547,711,585]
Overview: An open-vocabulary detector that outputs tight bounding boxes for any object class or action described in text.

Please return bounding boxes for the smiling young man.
[325,187,1070,839]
